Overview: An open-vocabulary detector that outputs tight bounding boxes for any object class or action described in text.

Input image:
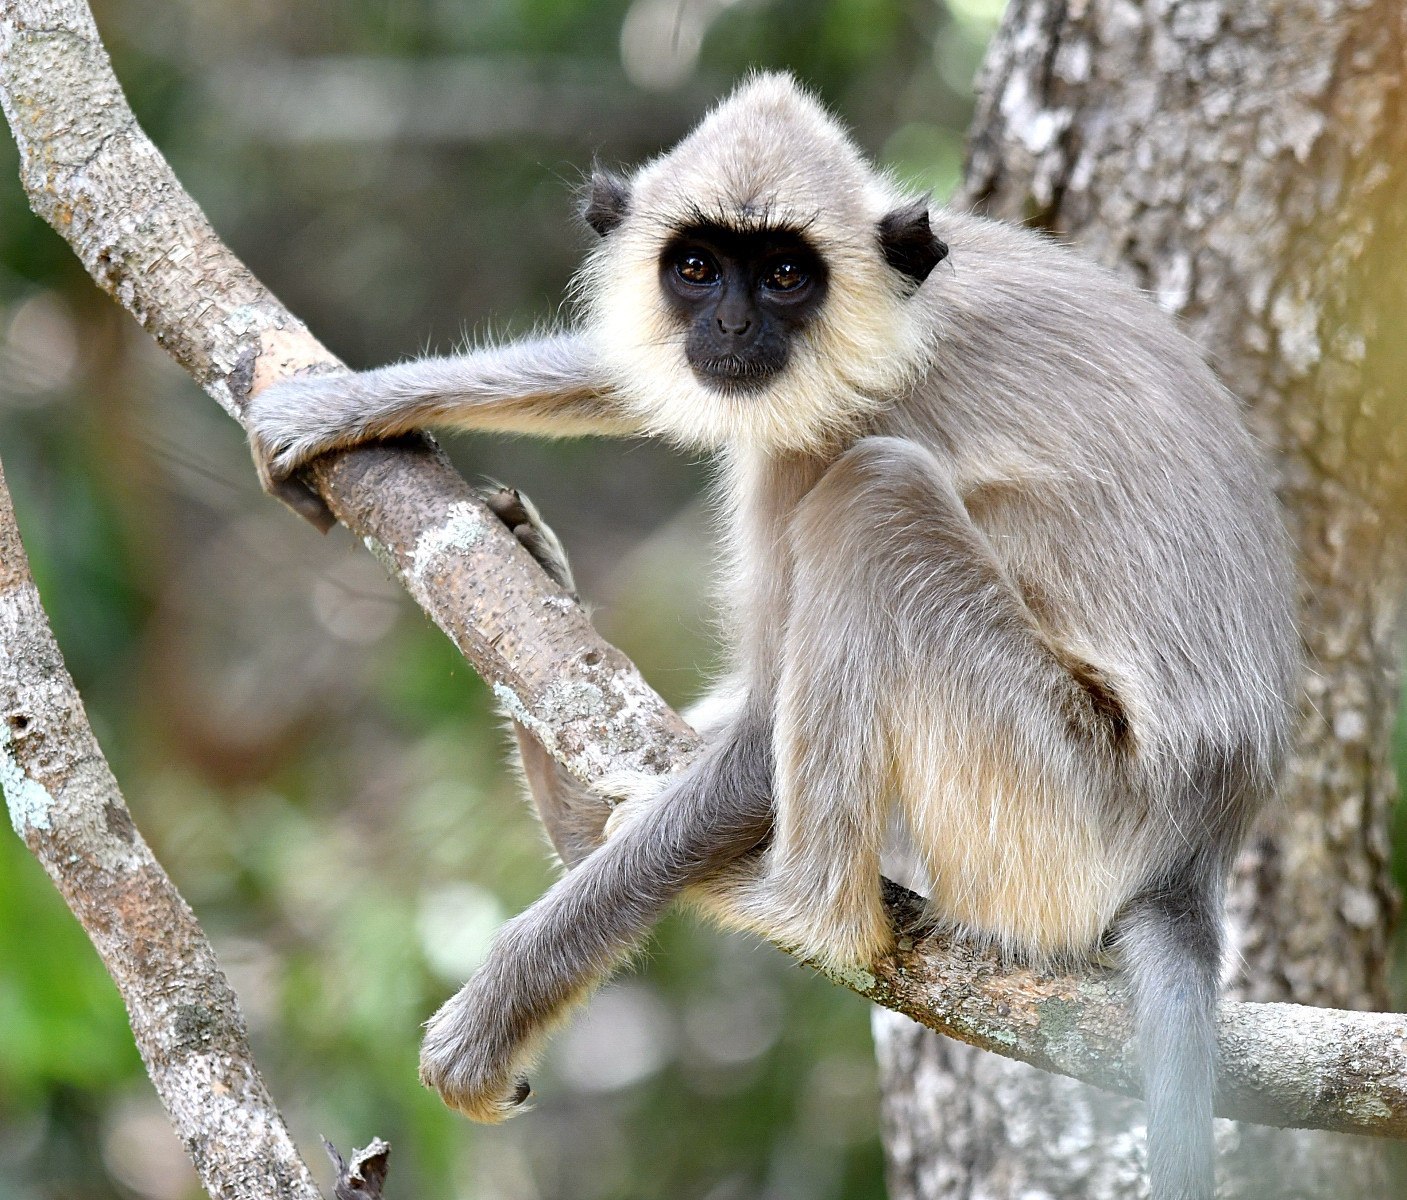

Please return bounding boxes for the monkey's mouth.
[690,353,784,394]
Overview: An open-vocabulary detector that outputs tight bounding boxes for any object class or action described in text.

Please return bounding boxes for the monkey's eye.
[763,261,808,292]
[674,252,720,286]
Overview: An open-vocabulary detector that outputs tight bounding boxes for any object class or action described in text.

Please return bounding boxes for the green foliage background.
[0,2,1005,1197]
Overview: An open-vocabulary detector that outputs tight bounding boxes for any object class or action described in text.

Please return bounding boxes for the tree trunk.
[875,1,1407,1196]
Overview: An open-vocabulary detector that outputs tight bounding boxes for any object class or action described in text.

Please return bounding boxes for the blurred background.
[0,2,1007,1197]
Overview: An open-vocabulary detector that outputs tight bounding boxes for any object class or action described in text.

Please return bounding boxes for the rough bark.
[0,458,325,1200]
[875,1,1407,1197]
[6,0,1407,1192]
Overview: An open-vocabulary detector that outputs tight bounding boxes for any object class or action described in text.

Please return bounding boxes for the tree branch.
[0,453,328,1200]
[3,0,1405,1154]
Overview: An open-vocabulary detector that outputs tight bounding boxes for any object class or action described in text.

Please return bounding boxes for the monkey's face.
[582,197,941,453]
[577,71,948,454]
[658,225,830,394]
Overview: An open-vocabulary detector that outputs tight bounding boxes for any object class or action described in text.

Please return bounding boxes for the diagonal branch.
[0,454,326,1200]
[3,0,1406,1150]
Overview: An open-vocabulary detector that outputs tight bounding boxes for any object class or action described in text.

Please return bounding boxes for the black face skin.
[658,224,830,393]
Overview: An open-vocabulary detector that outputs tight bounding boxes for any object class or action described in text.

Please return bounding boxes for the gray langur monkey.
[246,73,1298,1200]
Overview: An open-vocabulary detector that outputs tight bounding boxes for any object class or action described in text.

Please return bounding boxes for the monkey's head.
[577,72,948,454]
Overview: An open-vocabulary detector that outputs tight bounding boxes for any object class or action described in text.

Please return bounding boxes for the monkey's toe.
[479,485,577,595]
[892,901,939,943]
[270,475,337,532]
[480,484,531,527]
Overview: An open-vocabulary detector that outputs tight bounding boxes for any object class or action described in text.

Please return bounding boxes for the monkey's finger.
[271,473,337,533]
[510,1077,531,1106]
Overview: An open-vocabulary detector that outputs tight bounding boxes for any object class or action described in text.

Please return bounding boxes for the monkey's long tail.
[1117,865,1223,1200]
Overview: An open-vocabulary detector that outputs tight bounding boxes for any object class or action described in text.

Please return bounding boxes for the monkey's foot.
[419,984,535,1124]
[892,896,939,943]
[479,485,578,597]
[762,891,894,972]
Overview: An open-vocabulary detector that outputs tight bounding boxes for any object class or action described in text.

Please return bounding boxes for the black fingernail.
[511,1077,531,1105]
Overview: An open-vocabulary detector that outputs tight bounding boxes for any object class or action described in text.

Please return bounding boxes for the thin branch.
[3,0,1406,1150]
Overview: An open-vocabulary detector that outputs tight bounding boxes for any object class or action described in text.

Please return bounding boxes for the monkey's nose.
[716,314,753,337]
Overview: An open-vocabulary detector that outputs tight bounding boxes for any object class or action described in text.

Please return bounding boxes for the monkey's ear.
[878,200,948,285]
[582,170,631,237]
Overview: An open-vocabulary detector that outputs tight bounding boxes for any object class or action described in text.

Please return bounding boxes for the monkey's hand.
[245,371,377,493]
[418,939,538,1123]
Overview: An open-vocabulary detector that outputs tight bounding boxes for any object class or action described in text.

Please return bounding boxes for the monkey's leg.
[515,684,747,870]
[480,485,747,867]
[246,333,638,490]
[760,437,1222,1200]
[697,437,926,967]
[747,434,1128,967]
[417,702,774,1122]
[509,730,608,869]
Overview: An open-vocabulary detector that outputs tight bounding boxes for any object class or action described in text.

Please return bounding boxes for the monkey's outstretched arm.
[247,332,638,489]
